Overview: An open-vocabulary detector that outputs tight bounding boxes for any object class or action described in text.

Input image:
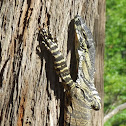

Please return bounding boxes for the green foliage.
[104,0,126,125]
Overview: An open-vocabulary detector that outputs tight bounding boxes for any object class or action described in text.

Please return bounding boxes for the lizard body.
[38,15,101,126]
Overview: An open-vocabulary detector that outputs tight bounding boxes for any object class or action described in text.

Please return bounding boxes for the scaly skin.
[38,15,101,126]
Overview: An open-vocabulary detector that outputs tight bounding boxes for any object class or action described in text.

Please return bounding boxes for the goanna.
[38,15,101,126]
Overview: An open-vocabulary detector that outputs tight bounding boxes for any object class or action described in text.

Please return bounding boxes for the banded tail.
[38,29,76,90]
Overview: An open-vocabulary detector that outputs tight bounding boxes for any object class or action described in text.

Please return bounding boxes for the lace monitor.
[38,15,101,126]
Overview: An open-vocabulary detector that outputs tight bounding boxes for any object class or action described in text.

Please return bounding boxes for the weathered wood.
[91,0,105,125]
[0,0,105,125]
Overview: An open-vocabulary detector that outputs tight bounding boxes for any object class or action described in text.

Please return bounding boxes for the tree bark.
[104,103,126,123]
[91,0,105,126]
[0,0,105,126]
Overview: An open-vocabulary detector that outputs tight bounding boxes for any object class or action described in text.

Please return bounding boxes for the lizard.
[38,15,101,126]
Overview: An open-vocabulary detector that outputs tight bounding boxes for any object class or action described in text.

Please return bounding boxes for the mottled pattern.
[74,15,101,110]
[38,15,101,126]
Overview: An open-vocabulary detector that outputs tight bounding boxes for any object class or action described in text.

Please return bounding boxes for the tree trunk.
[91,0,105,126]
[0,0,105,126]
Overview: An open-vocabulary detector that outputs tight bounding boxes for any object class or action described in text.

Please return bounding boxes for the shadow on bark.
[37,33,65,125]
[67,19,78,82]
